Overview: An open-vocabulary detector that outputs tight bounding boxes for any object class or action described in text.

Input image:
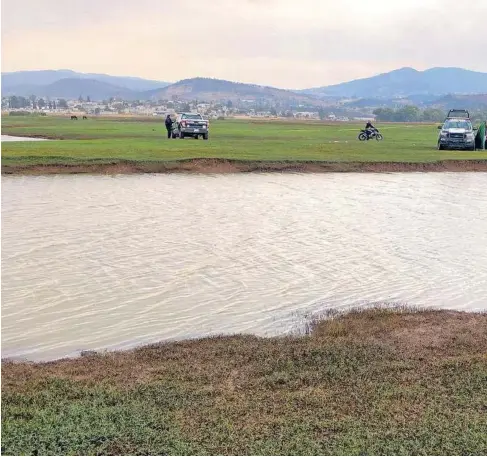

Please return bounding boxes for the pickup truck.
[176,113,209,140]
[437,118,476,151]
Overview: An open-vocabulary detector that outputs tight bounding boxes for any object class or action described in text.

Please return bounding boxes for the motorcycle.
[358,128,383,141]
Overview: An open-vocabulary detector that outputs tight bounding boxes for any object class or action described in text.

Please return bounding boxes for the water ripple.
[2,172,487,361]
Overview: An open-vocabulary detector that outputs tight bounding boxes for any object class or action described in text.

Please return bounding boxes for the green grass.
[2,115,486,167]
[2,308,487,455]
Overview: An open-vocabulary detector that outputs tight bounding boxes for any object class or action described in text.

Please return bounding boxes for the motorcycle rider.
[365,120,377,139]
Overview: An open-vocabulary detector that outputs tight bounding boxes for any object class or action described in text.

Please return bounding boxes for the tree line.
[2,96,69,110]
[373,106,487,123]
[373,106,445,122]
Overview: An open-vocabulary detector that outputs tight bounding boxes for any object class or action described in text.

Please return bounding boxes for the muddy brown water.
[2,173,487,361]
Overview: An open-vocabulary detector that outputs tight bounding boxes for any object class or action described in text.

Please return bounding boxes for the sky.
[2,0,487,89]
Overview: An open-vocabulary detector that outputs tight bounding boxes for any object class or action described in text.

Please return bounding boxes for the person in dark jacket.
[165,114,173,139]
[365,121,377,138]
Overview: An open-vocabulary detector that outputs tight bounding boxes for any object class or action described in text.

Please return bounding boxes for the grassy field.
[2,307,486,455]
[2,116,487,171]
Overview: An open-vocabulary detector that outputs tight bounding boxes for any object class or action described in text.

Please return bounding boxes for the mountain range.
[302,67,487,98]
[2,67,487,106]
[1,69,170,94]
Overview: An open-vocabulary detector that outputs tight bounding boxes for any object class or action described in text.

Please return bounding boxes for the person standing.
[165,114,173,139]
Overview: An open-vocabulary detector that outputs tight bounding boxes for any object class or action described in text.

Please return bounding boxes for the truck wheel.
[438,143,444,150]
[180,132,185,139]
[203,134,209,140]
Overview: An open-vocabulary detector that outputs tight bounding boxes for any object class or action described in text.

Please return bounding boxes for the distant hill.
[427,94,487,110]
[1,70,170,94]
[143,77,325,105]
[4,78,139,100]
[341,98,409,109]
[302,67,487,98]
[340,93,487,110]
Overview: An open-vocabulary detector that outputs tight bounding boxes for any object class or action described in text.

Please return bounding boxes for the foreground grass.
[2,307,487,455]
[2,116,487,169]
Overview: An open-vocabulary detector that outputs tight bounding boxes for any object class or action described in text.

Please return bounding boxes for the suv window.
[443,120,472,130]
[181,114,203,120]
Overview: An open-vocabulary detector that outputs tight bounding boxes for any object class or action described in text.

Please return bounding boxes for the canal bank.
[2,307,487,455]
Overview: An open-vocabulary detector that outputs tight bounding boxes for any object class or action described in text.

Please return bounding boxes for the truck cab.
[446,109,470,120]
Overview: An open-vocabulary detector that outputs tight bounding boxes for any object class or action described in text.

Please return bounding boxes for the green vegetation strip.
[2,116,487,170]
[2,307,487,455]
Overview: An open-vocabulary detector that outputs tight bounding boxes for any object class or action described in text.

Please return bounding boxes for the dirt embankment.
[3,158,487,175]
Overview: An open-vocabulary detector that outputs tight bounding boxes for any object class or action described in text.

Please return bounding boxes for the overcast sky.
[2,0,487,89]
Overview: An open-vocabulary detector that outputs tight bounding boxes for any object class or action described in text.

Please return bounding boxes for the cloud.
[2,0,486,88]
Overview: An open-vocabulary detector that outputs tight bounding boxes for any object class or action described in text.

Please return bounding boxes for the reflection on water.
[1,135,50,142]
[2,173,487,361]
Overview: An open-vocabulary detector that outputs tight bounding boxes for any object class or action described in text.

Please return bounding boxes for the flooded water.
[1,135,50,142]
[2,173,487,361]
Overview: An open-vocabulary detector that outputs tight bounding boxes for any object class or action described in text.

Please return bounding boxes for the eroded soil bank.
[3,158,487,175]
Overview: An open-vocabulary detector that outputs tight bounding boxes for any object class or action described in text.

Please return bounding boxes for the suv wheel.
[203,133,209,140]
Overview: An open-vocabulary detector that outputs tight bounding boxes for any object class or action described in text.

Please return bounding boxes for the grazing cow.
[83,115,88,120]
[71,115,78,120]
